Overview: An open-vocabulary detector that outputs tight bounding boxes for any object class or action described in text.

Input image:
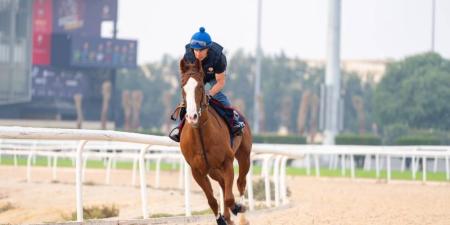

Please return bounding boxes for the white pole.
[52,154,58,181]
[324,0,342,145]
[76,140,88,222]
[139,145,151,219]
[433,156,438,173]
[26,151,33,183]
[273,156,282,207]
[253,0,263,134]
[155,156,161,188]
[306,154,311,176]
[350,154,355,179]
[105,155,112,185]
[13,152,17,167]
[341,154,346,176]
[412,155,416,180]
[446,155,449,181]
[178,158,184,189]
[263,156,271,207]
[431,0,436,52]
[247,158,254,211]
[82,154,88,182]
[184,159,192,216]
[375,154,380,179]
[280,157,288,205]
[401,155,406,172]
[132,156,138,186]
[314,154,320,177]
[422,156,427,183]
[387,155,391,182]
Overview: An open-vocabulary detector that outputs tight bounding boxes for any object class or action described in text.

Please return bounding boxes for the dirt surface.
[1,165,450,225]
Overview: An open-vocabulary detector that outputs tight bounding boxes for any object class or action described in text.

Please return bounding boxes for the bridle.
[183,71,211,169]
[183,72,209,125]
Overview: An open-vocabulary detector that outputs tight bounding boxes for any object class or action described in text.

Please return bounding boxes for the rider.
[168,27,245,142]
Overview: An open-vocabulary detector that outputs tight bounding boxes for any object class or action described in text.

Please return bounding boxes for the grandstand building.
[0,0,137,129]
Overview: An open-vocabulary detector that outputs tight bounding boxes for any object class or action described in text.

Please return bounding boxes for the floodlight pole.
[431,0,436,52]
[253,0,262,134]
[323,0,341,145]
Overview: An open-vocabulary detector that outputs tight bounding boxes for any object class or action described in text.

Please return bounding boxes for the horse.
[178,58,252,225]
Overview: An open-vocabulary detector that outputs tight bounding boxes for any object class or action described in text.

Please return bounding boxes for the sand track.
[1,166,449,225]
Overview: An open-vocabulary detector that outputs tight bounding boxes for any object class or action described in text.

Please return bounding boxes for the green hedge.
[253,134,306,144]
[335,134,381,145]
[395,135,441,145]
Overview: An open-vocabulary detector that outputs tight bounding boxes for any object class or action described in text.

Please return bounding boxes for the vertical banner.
[32,0,53,65]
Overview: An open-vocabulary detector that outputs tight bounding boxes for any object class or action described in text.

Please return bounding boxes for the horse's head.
[180,58,207,127]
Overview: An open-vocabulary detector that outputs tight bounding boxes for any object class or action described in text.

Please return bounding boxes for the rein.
[184,72,210,170]
[197,87,210,170]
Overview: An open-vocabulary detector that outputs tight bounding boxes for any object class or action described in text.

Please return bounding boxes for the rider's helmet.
[190,27,212,50]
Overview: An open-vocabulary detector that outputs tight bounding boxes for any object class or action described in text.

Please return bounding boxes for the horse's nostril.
[193,113,198,120]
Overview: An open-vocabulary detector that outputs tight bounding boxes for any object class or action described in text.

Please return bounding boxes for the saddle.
[170,98,245,144]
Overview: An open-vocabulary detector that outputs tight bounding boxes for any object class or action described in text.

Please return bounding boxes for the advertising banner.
[31,66,88,99]
[32,0,53,65]
[71,37,137,68]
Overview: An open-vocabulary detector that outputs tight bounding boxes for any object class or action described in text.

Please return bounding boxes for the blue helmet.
[190,27,212,49]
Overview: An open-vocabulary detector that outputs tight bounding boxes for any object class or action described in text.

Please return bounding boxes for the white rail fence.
[0,126,291,222]
[0,126,449,223]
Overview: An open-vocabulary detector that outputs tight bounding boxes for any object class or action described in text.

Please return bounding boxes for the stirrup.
[232,122,245,136]
[168,127,180,142]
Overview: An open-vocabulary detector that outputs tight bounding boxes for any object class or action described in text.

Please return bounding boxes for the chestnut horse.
[179,58,252,225]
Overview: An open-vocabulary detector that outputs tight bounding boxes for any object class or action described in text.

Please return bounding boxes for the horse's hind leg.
[191,169,221,219]
[234,128,252,225]
[235,144,251,197]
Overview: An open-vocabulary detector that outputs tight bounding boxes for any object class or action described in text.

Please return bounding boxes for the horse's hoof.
[217,214,228,225]
[231,203,247,216]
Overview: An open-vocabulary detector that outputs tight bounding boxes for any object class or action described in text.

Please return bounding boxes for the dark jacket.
[184,42,227,84]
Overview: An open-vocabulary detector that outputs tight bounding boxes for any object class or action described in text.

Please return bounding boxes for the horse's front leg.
[191,169,227,224]
[222,159,238,225]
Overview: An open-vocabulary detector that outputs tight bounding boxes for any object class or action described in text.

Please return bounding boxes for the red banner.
[32,0,53,65]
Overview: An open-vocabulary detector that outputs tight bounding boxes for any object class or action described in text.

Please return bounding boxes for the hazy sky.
[116,0,450,64]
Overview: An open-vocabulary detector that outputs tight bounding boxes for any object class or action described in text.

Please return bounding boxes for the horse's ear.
[180,58,187,74]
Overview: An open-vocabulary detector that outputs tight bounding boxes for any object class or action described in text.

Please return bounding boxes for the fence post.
[139,144,151,219]
[350,154,355,179]
[155,156,162,188]
[387,155,391,182]
[263,155,272,208]
[375,154,380,179]
[314,154,320,177]
[280,156,288,204]
[184,159,192,216]
[52,154,58,181]
[446,155,449,181]
[422,156,427,183]
[76,140,88,222]
[247,158,254,211]
[273,156,282,206]
[26,150,34,183]
[341,154,346,176]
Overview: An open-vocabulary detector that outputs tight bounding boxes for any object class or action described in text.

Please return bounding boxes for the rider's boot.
[168,119,185,142]
[231,110,245,136]
[168,127,180,142]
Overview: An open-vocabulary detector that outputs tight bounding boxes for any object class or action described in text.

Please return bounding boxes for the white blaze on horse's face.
[184,77,199,124]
